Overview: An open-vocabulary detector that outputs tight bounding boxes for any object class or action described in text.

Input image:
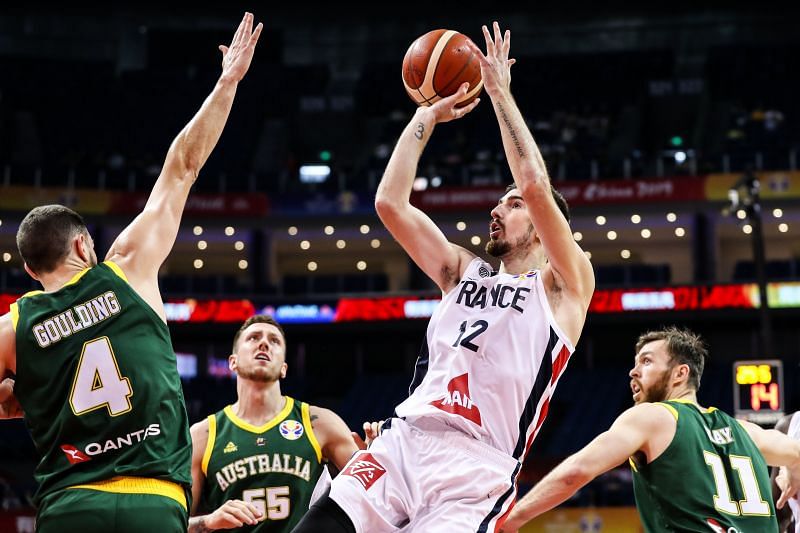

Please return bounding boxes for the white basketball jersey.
[394,257,574,461]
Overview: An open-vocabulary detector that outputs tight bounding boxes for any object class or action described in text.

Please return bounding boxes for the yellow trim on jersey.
[202,414,217,476]
[223,397,295,434]
[63,266,92,288]
[104,260,129,283]
[9,302,19,332]
[628,457,638,472]
[301,402,323,463]
[656,402,680,421]
[670,398,717,413]
[68,476,187,510]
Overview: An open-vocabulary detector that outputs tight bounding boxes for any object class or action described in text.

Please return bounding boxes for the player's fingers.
[492,21,503,52]
[0,379,14,401]
[459,98,481,117]
[231,12,248,47]
[224,504,257,525]
[481,25,495,54]
[230,500,261,522]
[503,30,511,57]
[251,22,264,45]
[220,510,245,528]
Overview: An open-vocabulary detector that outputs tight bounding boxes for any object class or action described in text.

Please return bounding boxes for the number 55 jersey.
[11,261,192,506]
[394,258,575,462]
[200,398,325,532]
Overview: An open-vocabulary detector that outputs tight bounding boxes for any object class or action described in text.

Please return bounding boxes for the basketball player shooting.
[291,21,595,532]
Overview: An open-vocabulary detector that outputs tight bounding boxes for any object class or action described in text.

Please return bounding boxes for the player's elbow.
[561,459,594,489]
[375,194,404,219]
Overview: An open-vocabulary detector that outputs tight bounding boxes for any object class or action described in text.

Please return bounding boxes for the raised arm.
[374,84,480,293]
[467,23,594,312]
[106,12,263,318]
[501,404,673,532]
[739,418,800,509]
[309,406,359,471]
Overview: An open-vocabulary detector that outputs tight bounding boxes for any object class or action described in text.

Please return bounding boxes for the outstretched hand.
[0,378,22,419]
[426,82,481,125]
[219,12,263,83]
[776,466,799,510]
[351,420,385,450]
[466,21,516,97]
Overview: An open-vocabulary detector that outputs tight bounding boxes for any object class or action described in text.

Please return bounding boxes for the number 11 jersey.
[394,258,574,462]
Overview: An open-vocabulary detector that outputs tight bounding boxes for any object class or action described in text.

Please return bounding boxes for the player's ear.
[23,263,40,282]
[280,362,287,380]
[228,354,237,372]
[674,363,690,384]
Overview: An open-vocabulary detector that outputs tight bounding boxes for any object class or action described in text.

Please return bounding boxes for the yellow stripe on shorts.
[68,476,186,510]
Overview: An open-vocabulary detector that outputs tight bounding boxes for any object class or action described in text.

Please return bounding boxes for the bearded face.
[230,323,287,384]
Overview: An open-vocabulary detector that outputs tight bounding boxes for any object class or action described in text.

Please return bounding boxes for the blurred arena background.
[1,2,799,531]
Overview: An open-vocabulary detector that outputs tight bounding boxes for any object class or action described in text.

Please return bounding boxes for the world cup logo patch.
[279,420,304,440]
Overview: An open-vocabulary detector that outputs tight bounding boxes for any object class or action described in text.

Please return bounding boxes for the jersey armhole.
[103,260,130,283]
[301,403,323,463]
[201,414,217,476]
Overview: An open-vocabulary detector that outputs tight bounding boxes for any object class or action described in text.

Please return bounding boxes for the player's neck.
[232,380,286,424]
[36,257,94,293]
[666,387,698,405]
[498,246,546,276]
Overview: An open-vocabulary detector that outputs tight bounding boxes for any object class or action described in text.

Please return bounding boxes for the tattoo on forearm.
[310,414,319,426]
[497,103,524,157]
[188,517,211,533]
[414,122,424,140]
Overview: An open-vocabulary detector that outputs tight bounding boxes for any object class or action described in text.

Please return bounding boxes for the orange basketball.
[401,29,483,107]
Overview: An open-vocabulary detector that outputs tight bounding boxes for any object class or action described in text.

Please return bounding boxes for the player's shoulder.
[190,415,212,439]
[622,402,680,426]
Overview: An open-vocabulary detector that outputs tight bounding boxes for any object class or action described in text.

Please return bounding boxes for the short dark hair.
[17,205,88,274]
[505,183,570,223]
[635,326,708,390]
[232,315,286,353]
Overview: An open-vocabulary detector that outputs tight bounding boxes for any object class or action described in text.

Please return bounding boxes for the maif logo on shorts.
[279,420,304,440]
[341,453,386,490]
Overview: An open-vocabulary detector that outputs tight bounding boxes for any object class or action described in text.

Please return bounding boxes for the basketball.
[402,29,483,107]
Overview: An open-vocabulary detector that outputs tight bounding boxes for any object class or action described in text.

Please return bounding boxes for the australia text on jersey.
[32,291,122,348]
[214,453,314,491]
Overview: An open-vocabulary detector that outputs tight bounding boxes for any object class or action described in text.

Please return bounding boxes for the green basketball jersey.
[11,261,192,505]
[201,397,325,532]
[631,399,777,532]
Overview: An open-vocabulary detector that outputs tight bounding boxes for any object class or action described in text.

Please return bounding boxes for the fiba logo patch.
[279,420,304,440]
[478,265,492,278]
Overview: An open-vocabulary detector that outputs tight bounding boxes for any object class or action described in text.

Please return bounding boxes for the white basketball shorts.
[329,416,521,532]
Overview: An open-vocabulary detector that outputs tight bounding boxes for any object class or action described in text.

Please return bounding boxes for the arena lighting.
[225,226,235,236]
[193,225,203,236]
[324,225,335,235]
[675,227,686,237]
[630,214,641,224]
[773,208,783,218]
[197,240,207,250]
[606,230,617,240]
[621,249,631,259]
[360,224,370,234]
[8,283,800,325]
[595,215,606,225]
[2,253,10,262]
[370,239,381,248]
[336,239,346,249]
[778,223,789,233]
[288,226,298,236]
[573,231,583,242]
[456,221,467,231]
[299,164,330,184]
[641,229,651,238]
[666,212,677,222]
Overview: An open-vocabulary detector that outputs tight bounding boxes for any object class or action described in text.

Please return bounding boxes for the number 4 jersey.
[200,398,324,532]
[394,258,575,461]
[631,400,777,532]
[11,261,192,505]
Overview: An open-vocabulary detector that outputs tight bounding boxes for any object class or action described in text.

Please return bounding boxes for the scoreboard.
[733,360,784,425]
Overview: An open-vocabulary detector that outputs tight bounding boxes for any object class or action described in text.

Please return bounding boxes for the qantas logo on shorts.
[341,453,386,490]
[60,444,91,464]
[430,373,482,426]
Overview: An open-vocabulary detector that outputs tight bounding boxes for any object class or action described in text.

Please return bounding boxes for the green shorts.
[37,477,188,533]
